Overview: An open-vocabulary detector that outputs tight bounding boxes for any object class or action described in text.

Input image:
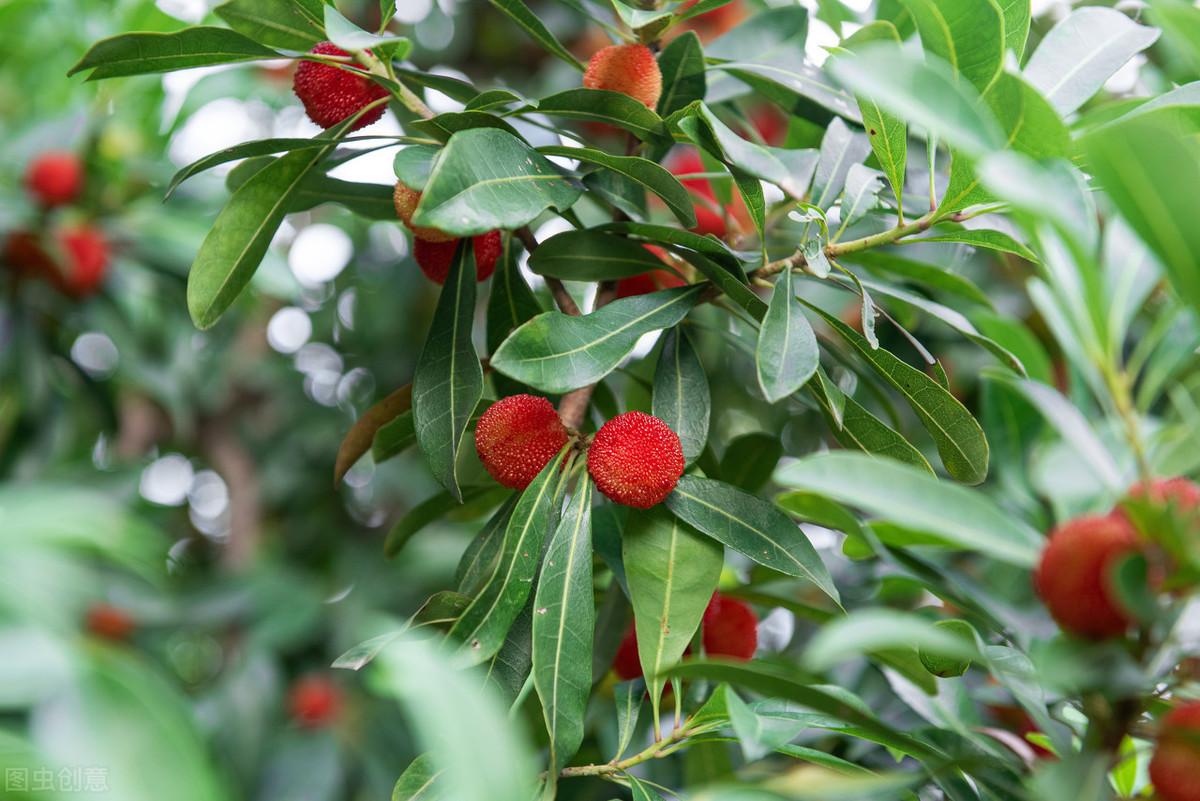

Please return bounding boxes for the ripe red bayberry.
[475,395,569,490]
[583,44,662,109]
[85,603,135,641]
[25,151,83,207]
[288,675,343,728]
[393,181,456,243]
[1033,514,1141,639]
[293,42,388,131]
[1129,476,1200,513]
[2,230,55,280]
[59,225,109,296]
[666,149,742,238]
[588,411,684,508]
[413,231,502,285]
[1150,701,1200,801]
[611,593,757,680]
[615,268,686,299]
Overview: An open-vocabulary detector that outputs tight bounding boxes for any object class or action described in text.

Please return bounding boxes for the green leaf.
[372,410,415,463]
[529,230,668,281]
[336,384,411,484]
[610,0,672,38]
[375,637,538,801]
[533,89,669,142]
[828,43,1003,159]
[392,754,442,801]
[900,0,1005,93]
[613,680,644,760]
[486,241,544,397]
[538,146,697,228]
[1023,7,1160,115]
[678,104,802,198]
[720,433,784,493]
[324,4,410,51]
[839,164,884,229]
[412,244,485,502]
[532,480,594,773]
[665,475,839,604]
[491,286,705,394]
[803,608,978,672]
[69,27,280,79]
[1151,0,1200,76]
[656,32,706,117]
[847,252,992,308]
[456,498,518,595]
[483,604,536,705]
[623,505,724,714]
[186,135,339,329]
[215,0,325,51]
[807,379,936,473]
[774,451,1043,565]
[488,0,585,70]
[1000,0,1032,60]
[652,326,710,466]
[447,449,571,664]
[756,268,819,403]
[1085,119,1200,318]
[384,487,505,559]
[812,118,873,210]
[908,228,1038,262]
[596,221,747,271]
[413,129,582,237]
[806,303,989,485]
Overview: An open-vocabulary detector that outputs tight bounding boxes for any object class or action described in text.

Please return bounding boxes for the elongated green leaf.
[653,326,710,465]
[448,449,570,664]
[456,497,518,595]
[775,451,1042,565]
[803,608,978,671]
[486,240,543,396]
[756,268,819,403]
[483,603,535,704]
[720,433,784,493]
[492,286,705,394]
[613,680,644,760]
[848,252,992,307]
[324,4,409,51]
[623,505,723,714]
[1024,7,1160,115]
[412,244,485,502]
[900,0,1005,93]
[384,487,505,559]
[656,32,706,117]
[533,89,669,142]
[413,129,581,237]
[336,384,411,484]
[539,146,696,228]
[595,221,747,271]
[665,476,839,603]
[829,44,1003,159]
[215,0,325,50]
[489,0,584,69]
[532,480,594,773]
[1000,0,1031,59]
[678,104,803,198]
[392,754,442,801]
[806,303,989,484]
[529,230,667,281]
[807,379,936,473]
[69,27,280,79]
[1085,119,1200,317]
[839,164,884,229]
[373,410,416,463]
[812,117,873,210]
[187,135,339,329]
[1151,0,1200,75]
[908,228,1038,262]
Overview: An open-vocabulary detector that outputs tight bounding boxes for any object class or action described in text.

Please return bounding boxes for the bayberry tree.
[69,1,1200,800]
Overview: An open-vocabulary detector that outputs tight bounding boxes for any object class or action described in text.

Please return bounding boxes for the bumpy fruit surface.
[393,181,456,243]
[1129,476,1200,512]
[413,231,502,285]
[85,603,135,641]
[702,593,758,660]
[615,268,686,299]
[25,151,83,207]
[1033,514,1141,639]
[588,411,684,508]
[475,395,569,490]
[1150,701,1200,801]
[583,44,662,109]
[288,675,343,728]
[292,42,387,131]
[59,225,110,297]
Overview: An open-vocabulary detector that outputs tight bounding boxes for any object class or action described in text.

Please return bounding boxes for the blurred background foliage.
[1,0,1198,800]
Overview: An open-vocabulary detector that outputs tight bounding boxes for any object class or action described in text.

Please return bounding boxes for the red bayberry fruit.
[588,411,684,508]
[85,603,135,641]
[1033,514,1141,639]
[413,231,502,285]
[475,395,570,490]
[702,593,758,660]
[59,225,109,296]
[393,181,456,243]
[293,42,388,131]
[615,268,687,299]
[583,44,662,109]
[1129,476,1200,512]
[613,625,643,680]
[288,675,343,728]
[665,148,747,238]
[678,0,746,41]
[2,230,55,280]
[25,151,84,207]
[1150,701,1200,801]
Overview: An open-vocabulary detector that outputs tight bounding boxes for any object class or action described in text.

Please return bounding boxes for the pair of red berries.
[1034,477,1199,639]
[613,592,759,681]
[474,394,685,509]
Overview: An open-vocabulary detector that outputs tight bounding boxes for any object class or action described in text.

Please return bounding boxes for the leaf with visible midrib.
[539,146,697,229]
[805,302,989,485]
[392,754,442,801]
[412,244,485,502]
[665,475,840,605]
[807,378,936,473]
[215,0,325,50]
[491,286,705,394]
[756,267,819,403]
[900,0,1005,93]
[488,0,584,70]
[69,27,280,79]
[653,326,710,465]
[532,480,594,774]
[656,32,706,117]
[528,230,668,282]
[336,384,412,484]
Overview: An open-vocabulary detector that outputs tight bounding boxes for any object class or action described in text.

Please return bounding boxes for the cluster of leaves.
[71,0,1200,800]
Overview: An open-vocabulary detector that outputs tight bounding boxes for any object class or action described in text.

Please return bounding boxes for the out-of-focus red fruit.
[59,225,110,297]
[292,42,388,131]
[1150,701,1200,801]
[583,44,662,109]
[25,152,84,207]
[678,0,746,41]
[588,411,685,508]
[987,704,1056,760]
[2,230,55,280]
[1128,477,1200,514]
[475,395,570,490]
[702,593,758,659]
[615,268,687,299]
[85,604,135,641]
[1033,514,1141,639]
[666,148,743,238]
[413,231,502,285]
[613,625,643,680]
[288,675,343,728]
[751,105,788,147]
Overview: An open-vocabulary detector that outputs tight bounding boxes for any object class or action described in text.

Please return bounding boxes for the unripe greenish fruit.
[918,619,976,678]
